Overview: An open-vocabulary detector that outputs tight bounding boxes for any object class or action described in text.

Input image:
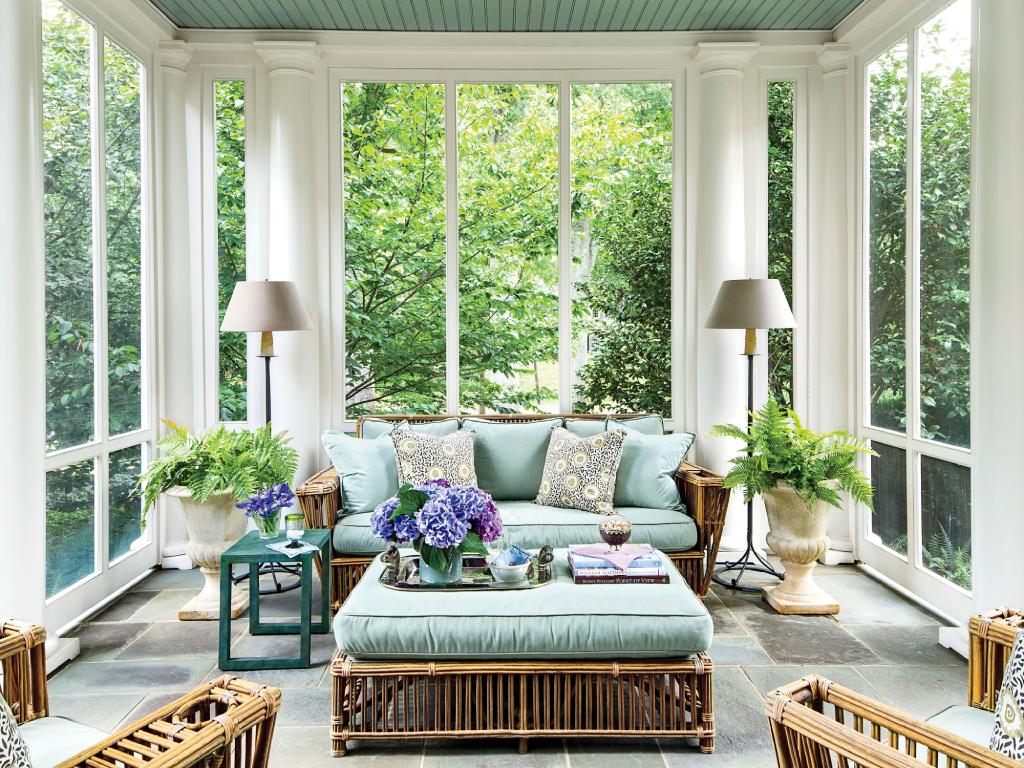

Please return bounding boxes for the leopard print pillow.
[991,628,1024,759]
[535,427,625,514]
[390,428,478,487]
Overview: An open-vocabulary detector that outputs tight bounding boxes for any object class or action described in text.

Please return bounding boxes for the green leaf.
[417,543,449,573]
[458,531,489,556]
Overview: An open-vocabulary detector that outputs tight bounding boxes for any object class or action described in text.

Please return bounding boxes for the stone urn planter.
[167,487,248,621]
[761,482,839,616]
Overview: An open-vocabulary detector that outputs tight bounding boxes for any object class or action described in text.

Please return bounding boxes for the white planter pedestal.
[761,484,839,615]
[167,487,248,621]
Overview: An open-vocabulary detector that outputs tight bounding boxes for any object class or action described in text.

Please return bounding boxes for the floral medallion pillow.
[390,428,478,487]
[991,628,1024,759]
[535,427,625,514]
[0,693,31,768]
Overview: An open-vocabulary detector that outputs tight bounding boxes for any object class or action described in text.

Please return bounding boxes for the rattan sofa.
[764,608,1024,768]
[297,413,730,613]
[1,619,281,768]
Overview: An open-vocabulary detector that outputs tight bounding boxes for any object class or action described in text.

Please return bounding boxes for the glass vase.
[418,553,463,585]
[256,508,281,539]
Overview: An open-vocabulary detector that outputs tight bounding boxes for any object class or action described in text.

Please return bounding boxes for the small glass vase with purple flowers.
[236,482,296,539]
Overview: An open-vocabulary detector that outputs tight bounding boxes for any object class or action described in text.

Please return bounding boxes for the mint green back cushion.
[359,418,459,440]
[607,415,665,435]
[613,427,696,510]
[563,418,607,437]
[462,418,561,500]
[334,548,712,660]
[322,431,397,515]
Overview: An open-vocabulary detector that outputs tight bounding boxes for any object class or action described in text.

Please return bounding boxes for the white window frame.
[328,67,684,430]
[855,0,975,621]
[42,1,158,632]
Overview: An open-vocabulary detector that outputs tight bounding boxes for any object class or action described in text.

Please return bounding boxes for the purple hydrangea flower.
[370,497,401,540]
[369,482,503,549]
[416,495,469,549]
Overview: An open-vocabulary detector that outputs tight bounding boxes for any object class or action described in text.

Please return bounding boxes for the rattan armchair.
[1,619,282,768]
[764,608,1024,768]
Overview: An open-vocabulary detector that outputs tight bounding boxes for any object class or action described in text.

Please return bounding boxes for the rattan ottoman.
[330,549,715,756]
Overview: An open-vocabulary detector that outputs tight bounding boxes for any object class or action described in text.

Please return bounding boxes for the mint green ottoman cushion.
[334,549,712,660]
[613,427,696,511]
[334,501,697,555]
[359,418,460,440]
[462,418,561,500]
[322,431,398,515]
[20,717,108,768]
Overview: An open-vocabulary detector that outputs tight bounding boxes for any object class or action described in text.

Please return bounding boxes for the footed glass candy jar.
[598,515,632,551]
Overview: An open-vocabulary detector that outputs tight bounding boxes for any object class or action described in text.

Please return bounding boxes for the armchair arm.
[674,462,729,597]
[1,620,48,724]
[765,675,1015,768]
[970,608,1024,711]
[297,466,341,531]
[57,675,281,768]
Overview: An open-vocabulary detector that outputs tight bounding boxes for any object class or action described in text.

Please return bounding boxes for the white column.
[0,0,46,624]
[694,43,758,557]
[813,44,856,565]
[972,0,1024,613]
[157,41,194,569]
[255,42,322,481]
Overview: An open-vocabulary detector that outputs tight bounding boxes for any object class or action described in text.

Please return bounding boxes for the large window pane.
[869,442,907,556]
[215,80,247,421]
[767,80,795,408]
[42,0,94,451]
[342,82,447,416]
[109,444,144,562]
[867,41,908,433]
[918,0,971,448]
[920,455,971,589]
[458,83,559,414]
[570,83,672,414]
[104,39,144,436]
[46,460,96,597]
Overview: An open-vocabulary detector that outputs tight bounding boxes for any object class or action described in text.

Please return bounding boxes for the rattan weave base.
[330,652,715,756]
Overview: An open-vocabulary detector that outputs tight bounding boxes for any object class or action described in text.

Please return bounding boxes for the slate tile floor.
[50,562,966,768]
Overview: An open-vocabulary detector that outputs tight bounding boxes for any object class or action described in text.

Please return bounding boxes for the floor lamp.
[222,279,313,593]
[705,278,796,592]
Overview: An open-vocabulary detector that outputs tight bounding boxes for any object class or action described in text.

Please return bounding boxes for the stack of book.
[567,546,669,584]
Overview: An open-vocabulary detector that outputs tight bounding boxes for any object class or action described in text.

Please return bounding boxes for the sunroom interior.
[3,0,1022,765]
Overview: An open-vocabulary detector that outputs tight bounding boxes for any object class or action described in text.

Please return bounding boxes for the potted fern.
[138,421,298,620]
[712,400,874,615]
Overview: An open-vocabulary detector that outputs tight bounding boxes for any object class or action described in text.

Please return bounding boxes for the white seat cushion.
[20,716,108,768]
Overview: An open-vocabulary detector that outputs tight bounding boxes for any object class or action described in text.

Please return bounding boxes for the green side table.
[219,528,332,670]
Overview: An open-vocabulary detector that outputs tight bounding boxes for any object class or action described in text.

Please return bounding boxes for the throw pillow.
[322,431,399,515]
[563,418,607,438]
[991,629,1024,759]
[614,426,696,510]
[462,418,561,500]
[391,428,477,487]
[607,415,665,435]
[535,427,626,514]
[0,693,31,768]
[359,418,460,440]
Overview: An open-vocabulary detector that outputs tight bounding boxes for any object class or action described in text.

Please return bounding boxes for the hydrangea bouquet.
[371,480,502,581]
[236,482,296,539]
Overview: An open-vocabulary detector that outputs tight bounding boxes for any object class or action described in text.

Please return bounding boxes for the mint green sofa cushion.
[359,418,459,440]
[607,415,665,435]
[333,500,696,555]
[322,431,398,515]
[334,548,712,660]
[613,427,695,511]
[21,717,108,768]
[563,418,607,437]
[919,706,994,762]
[462,418,561,500]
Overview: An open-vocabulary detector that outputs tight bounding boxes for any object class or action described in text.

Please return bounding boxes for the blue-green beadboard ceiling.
[148,0,867,31]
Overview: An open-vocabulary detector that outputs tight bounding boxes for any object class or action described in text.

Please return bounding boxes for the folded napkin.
[572,543,656,571]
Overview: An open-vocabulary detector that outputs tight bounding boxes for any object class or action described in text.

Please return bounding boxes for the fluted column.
[0,0,46,623]
[814,44,854,564]
[973,0,1024,614]
[694,43,758,556]
[157,41,194,567]
[255,42,322,480]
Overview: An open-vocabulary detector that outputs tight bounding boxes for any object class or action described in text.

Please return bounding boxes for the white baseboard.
[820,549,855,565]
[939,626,969,659]
[45,636,80,674]
[160,554,195,570]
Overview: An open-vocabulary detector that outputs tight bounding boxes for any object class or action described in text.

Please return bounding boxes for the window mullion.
[444,80,459,413]
[557,79,571,414]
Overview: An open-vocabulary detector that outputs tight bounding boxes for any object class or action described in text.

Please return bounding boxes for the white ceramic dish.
[488,559,531,583]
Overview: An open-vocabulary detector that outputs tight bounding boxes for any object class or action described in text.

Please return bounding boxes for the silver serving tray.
[379,550,553,591]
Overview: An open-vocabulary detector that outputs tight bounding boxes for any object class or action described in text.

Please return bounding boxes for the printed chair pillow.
[391,428,478,487]
[0,693,32,768]
[534,427,626,514]
[990,628,1024,759]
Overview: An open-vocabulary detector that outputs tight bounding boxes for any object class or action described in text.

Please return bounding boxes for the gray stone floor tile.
[740,613,880,665]
[827,576,940,626]
[116,619,243,660]
[270,727,422,767]
[274,686,331,727]
[68,621,151,661]
[134,567,203,591]
[708,635,773,665]
[705,592,748,637]
[843,625,963,666]
[49,657,216,695]
[428,740,565,768]
[128,589,200,622]
[206,661,329,689]
[117,691,189,729]
[740,664,886,699]
[49,692,145,732]
[91,590,159,622]
[228,629,337,666]
[856,664,967,720]
[566,740,663,768]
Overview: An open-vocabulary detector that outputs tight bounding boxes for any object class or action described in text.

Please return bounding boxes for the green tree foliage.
[767,81,795,408]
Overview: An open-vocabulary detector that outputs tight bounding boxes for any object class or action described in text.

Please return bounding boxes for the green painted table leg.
[218,557,234,669]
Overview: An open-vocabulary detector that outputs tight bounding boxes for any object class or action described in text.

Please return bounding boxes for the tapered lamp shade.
[221,280,312,332]
[705,279,796,330]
